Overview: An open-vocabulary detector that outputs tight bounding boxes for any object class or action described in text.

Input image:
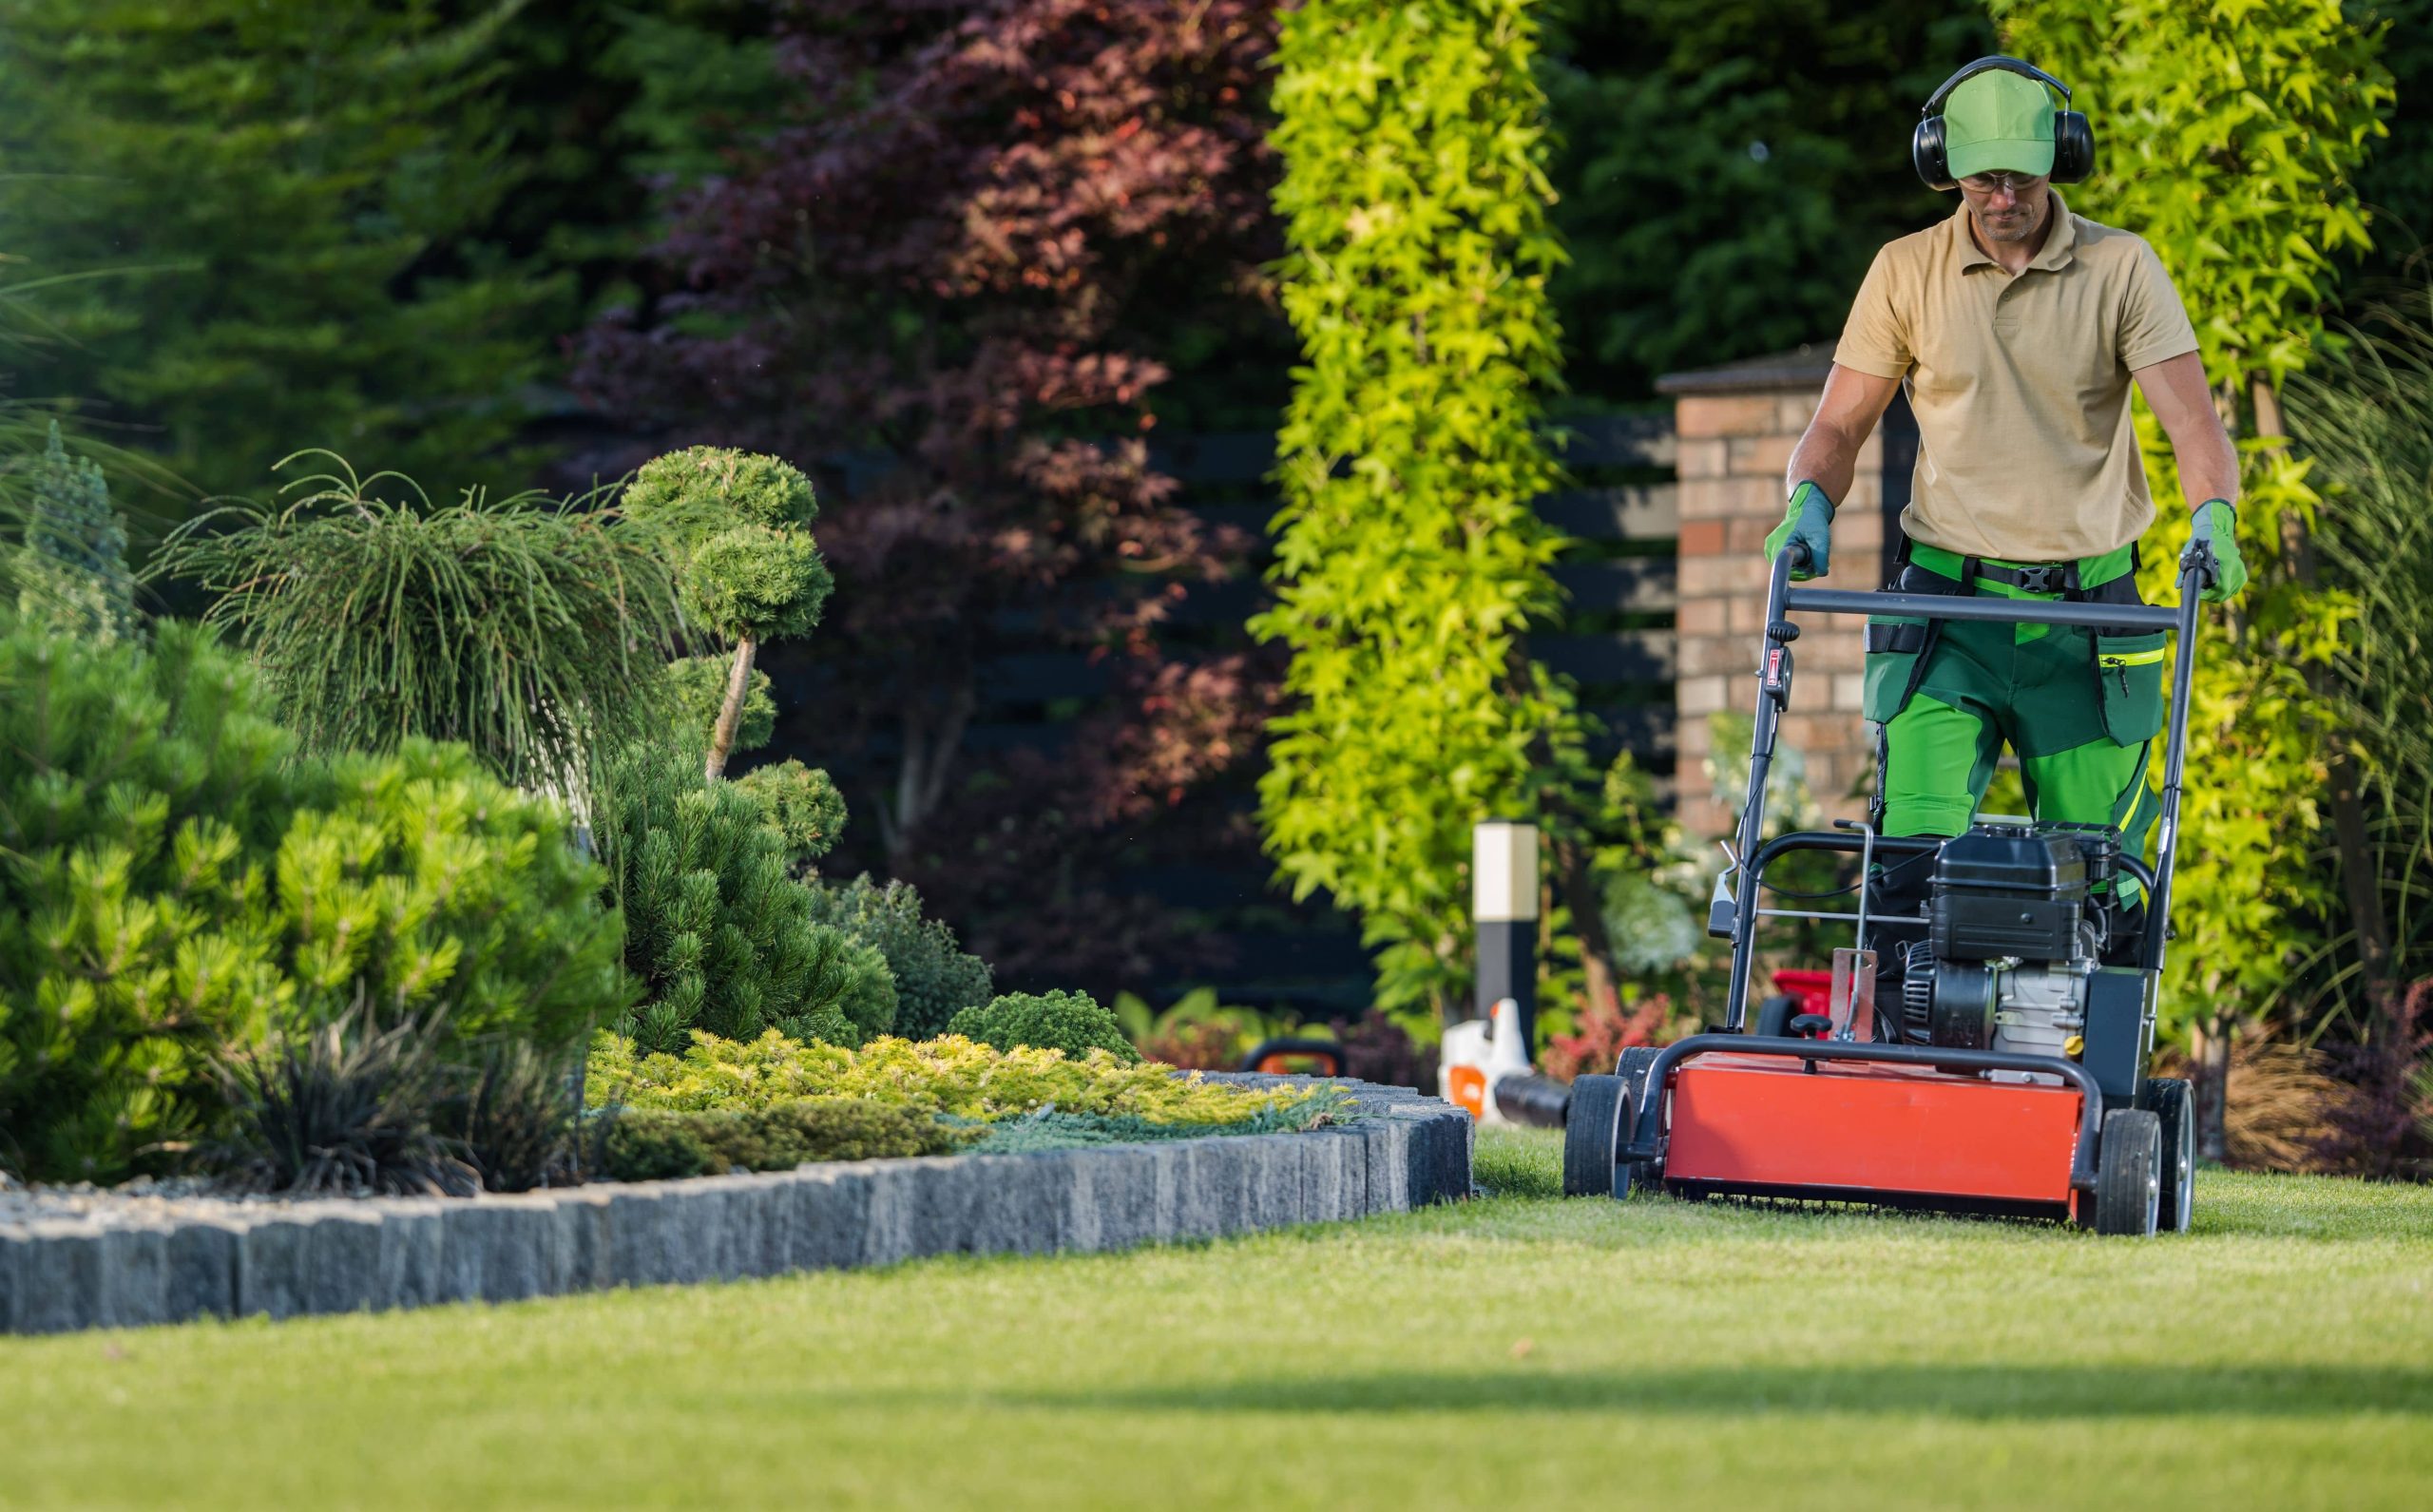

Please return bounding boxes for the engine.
[1898,825,2136,1084]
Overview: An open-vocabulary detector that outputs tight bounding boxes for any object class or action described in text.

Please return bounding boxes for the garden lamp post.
[1472,818,1539,1056]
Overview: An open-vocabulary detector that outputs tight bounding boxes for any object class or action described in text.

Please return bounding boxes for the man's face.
[1958,169,2052,244]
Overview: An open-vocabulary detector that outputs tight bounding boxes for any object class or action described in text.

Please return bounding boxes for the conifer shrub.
[595,1097,955,1182]
[12,423,134,643]
[157,455,692,820]
[619,448,833,779]
[0,619,625,1181]
[735,759,848,866]
[604,741,889,1054]
[948,990,1140,1064]
[661,654,776,756]
[285,740,626,1054]
[588,1028,1312,1125]
[804,874,993,1040]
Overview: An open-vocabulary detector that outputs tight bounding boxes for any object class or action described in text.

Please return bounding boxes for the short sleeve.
[1832,248,1912,380]
[2119,239,2200,372]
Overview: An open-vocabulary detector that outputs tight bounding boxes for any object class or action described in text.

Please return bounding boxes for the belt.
[1905,539,2137,597]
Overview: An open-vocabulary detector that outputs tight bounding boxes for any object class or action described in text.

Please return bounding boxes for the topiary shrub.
[660,654,776,756]
[605,740,888,1054]
[805,874,993,1040]
[620,448,833,778]
[947,990,1140,1064]
[735,759,848,866]
[594,1096,956,1182]
[0,618,624,1182]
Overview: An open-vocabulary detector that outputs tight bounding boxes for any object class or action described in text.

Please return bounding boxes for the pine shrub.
[804,874,993,1040]
[735,759,848,866]
[604,741,886,1054]
[948,990,1140,1064]
[0,619,625,1182]
[661,655,776,756]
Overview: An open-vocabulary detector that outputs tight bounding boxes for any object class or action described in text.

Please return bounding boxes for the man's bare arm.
[1786,364,1905,505]
[2133,351,2239,507]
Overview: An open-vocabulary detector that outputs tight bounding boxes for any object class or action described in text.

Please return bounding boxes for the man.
[1761,58,2245,1023]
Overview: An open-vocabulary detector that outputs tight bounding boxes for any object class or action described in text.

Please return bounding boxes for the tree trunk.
[703,634,757,781]
[882,678,976,871]
[2194,1015,2232,1163]
[1550,832,1622,1023]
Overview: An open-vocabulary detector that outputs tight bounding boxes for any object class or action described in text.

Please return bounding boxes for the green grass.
[5,1128,2430,1509]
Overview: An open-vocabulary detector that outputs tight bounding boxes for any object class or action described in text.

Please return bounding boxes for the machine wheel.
[2143,1077,2196,1233]
[1754,993,1803,1038]
[2088,1108,2163,1236]
[1562,1074,1626,1197]
[1614,1046,1664,1197]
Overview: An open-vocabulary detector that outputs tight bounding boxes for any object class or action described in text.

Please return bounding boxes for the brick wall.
[1662,355,1889,843]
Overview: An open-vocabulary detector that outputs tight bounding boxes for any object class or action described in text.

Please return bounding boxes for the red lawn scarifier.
[1563,541,2218,1236]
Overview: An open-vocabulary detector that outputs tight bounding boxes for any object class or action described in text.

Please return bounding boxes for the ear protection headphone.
[1912,55,2094,191]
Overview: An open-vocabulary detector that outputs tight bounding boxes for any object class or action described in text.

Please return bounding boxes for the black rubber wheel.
[1562,1074,1626,1197]
[2143,1077,2195,1232]
[1613,1046,1664,1197]
[1753,993,1803,1038]
[2089,1108,2163,1236]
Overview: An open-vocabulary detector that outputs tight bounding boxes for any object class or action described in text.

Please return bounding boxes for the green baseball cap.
[1944,69,2057,179]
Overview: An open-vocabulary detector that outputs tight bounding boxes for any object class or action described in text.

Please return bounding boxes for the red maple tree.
[573,0,1284,989]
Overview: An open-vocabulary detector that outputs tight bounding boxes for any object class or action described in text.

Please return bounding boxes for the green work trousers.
[1861,542,2165,993]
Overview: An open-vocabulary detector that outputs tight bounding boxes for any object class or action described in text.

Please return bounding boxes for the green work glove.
[1763,480,1834,581]
[2183,498,2248,603]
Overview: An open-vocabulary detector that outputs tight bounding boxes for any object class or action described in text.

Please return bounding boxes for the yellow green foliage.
[1255,0,1590,1023]
[1998,0,2389,1037]
[586,1029,1315,1126]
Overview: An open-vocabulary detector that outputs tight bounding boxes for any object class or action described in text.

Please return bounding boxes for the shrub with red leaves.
[574,0,1283,988]
[1329,1009,1439,1094]
[1542,994,1676,1085]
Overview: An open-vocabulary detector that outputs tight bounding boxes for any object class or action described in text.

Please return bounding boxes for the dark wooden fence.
[777,415,1682,1018]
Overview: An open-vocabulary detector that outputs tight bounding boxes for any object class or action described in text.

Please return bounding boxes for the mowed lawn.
[4,1129,2429,1510]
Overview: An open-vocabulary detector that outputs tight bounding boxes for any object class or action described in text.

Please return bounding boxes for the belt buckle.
[2013,564,2065,594]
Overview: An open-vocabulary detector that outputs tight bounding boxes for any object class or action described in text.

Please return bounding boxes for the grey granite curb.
[0,1077,1470,1335]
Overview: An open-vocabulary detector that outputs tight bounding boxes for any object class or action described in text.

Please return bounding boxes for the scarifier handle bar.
[1617,1034,2107,1194]
[1726,545,2207,1037]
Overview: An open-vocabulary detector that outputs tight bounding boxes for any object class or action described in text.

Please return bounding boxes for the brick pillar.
[1660,348,1886,844]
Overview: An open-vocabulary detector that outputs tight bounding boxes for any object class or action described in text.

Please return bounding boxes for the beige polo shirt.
[1833,192,2200,562]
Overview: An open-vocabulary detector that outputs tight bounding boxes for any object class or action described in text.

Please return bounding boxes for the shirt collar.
[1950,189,2078,273]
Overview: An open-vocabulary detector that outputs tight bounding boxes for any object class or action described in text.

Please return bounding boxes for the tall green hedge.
[1256,0,1587,1021]
[1995,0,2390,1048]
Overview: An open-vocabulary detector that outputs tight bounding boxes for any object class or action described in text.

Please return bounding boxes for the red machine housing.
[1659,1052,2082,1215]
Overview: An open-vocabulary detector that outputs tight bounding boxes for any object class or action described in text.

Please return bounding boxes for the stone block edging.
[0,1077,1471,1335]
